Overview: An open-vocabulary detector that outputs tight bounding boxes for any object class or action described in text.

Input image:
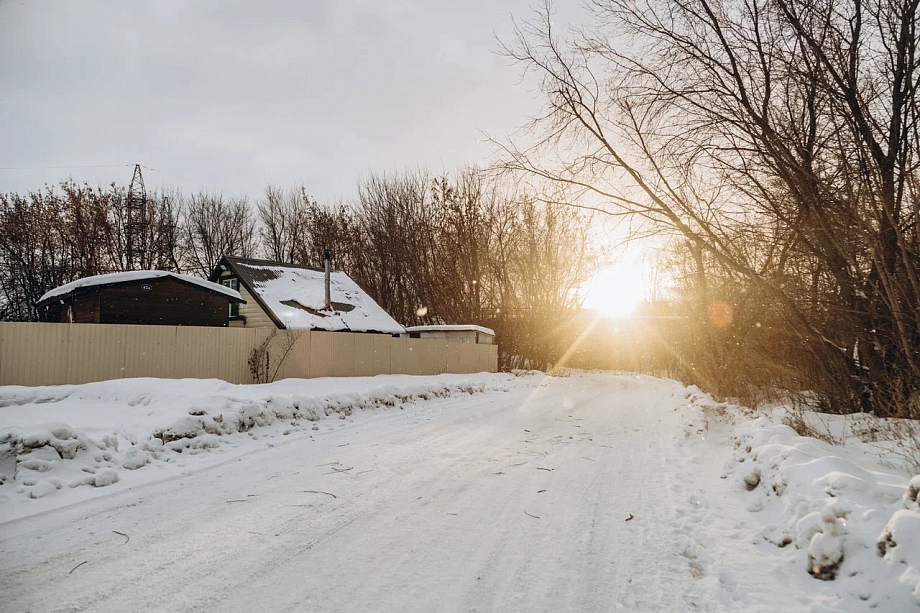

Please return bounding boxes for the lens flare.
[708,301,733,328]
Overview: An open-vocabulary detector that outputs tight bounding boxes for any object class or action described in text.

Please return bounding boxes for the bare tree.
[257,185,311,263]
[107,186,185,273]
[349,170,435,321]
[499,0,919,414]
[0,181,122,320]
[336,168,600,366]
[183,192,259,275]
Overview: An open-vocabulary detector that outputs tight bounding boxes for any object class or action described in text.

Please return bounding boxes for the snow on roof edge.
[405,324,495,336]
[38,271,242,303]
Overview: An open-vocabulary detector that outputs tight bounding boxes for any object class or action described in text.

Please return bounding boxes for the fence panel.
[67,324,127,384]
[41,324,75,385]
[0,322,497,386]
[332,333,356,378]
[217,327,256,384]
[371,334,393,375]
[353,334,378,377]
[418,339,444,376]
[265,330,308,382]
[122,325,178,379]
[171,326,224,381]
[389,335,408,375]
[1,322,69,386]
[430,340,450,375]
[280,331,312,380]
[446,343,461,374]
[404,339,425,376]
[481,345,498,373]
[309,332,335,379]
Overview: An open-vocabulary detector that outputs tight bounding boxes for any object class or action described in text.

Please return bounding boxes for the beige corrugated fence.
[0,322,498,387]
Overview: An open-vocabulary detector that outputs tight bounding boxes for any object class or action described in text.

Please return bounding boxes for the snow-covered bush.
[724,410,920,606]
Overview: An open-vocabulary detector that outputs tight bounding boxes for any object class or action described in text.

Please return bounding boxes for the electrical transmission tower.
[125,164,148,271]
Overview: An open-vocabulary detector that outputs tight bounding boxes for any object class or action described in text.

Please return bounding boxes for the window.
[221,277,239,317]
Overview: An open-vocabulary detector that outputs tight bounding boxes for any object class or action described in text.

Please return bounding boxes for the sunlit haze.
[581,259,651,318]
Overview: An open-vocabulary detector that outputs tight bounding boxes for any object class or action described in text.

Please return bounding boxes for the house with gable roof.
[208,256,405,335]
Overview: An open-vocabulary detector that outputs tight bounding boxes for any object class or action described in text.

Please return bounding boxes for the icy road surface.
[1,373,903,612]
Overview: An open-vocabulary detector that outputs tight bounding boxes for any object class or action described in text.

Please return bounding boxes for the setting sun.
[581,261,651,319]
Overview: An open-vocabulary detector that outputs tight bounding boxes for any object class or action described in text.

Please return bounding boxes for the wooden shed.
[404,325,495,345]
[37,271,245,327]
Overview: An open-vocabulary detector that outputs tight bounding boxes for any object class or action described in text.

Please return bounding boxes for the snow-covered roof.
[220,257,405,334]
[405,324,495,336]
[38,271,242,304]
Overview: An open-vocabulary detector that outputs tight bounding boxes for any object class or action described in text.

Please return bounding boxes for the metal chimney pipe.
[324,248,332,310]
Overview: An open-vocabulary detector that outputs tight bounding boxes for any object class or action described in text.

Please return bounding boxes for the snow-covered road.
[2,373,917,612]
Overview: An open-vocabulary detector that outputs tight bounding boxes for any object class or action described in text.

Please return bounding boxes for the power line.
[0,162,214,191]
[0,164,133,171]
[0,263,212,275]
[137,165,209,189]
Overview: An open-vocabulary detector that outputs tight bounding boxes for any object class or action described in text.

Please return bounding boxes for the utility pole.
[324,248,332,310]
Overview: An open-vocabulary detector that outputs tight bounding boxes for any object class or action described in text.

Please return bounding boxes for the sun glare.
[582,261,650,319]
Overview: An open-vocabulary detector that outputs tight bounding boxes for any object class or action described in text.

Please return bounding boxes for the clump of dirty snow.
[806,508,845,580]
[0,421,125,501]
[677,384,742,444]
[121,447,149,470]
[875,474,920,602]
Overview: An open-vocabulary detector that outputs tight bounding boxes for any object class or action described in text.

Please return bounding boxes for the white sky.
[0,0,585,201]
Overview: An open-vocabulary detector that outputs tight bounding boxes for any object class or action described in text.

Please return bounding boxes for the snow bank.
[722,408,920,606]
[0,373,523,512]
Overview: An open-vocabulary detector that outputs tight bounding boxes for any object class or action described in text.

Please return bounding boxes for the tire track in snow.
[201,382,595,612]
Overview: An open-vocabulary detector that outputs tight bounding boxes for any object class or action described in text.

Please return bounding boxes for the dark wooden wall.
[44,302,63,322]
[99,278,228,326]
[41,296,99,323]
[74,294,101,323]
[42,278,230,326]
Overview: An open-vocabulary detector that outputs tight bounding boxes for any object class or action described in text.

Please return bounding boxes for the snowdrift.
[0,373,520,509]
[720,406,920,606]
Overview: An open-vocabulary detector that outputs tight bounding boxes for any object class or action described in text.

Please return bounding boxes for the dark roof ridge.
[222,255,328,273]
